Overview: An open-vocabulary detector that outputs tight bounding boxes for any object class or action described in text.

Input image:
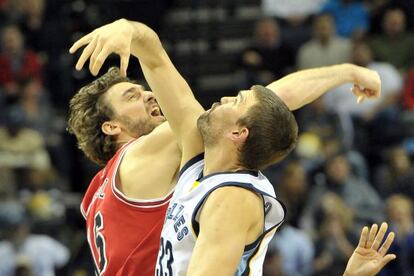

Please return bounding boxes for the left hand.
[351,66,381,104]
[344,222,396,276]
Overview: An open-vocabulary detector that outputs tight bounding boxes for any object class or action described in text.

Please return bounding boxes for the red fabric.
[81,142,171,276]
[0,50,43,85]
[403,69,414,110]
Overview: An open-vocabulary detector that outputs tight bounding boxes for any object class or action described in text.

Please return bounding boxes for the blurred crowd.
[0,0,414,275]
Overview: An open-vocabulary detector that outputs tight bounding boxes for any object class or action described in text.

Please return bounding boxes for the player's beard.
[197,111,221,147]
[118,115,161,138]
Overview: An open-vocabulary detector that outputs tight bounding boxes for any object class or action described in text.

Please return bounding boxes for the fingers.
[120,53,130,77]
[366,223,378,249]
[372,222,388,251]
[89,40,103,75]
[352,84,379,104]
[357,226,369,248]
[357,95,365,104]
[69,33,93,54]
[379,231,395,256]
[75,37,97,71]
[91,47,111,76]
[379,254,397,268]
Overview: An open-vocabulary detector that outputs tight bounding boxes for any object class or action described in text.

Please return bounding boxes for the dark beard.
[119,115,160,138]
[197,111,217,147]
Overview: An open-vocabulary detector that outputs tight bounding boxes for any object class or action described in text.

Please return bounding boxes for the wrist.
[338,63,358,83]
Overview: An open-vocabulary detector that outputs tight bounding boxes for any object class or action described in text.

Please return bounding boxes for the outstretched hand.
[69,19,134,77]
[344,222,396,276]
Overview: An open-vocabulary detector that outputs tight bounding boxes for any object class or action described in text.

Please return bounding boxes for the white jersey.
[155,154,286,276]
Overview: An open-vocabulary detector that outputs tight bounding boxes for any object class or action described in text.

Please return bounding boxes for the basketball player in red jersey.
[68,19,384,275]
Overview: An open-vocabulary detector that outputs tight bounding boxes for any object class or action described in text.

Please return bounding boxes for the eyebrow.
[122,87,135,97]
[121,85,144,97]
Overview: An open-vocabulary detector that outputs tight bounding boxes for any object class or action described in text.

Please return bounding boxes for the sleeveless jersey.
[155,154,286,276]
[81,139,173,276]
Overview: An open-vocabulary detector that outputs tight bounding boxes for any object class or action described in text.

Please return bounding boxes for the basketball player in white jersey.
[69,19,393,275]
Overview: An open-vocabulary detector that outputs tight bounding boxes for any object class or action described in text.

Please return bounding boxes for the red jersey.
[81,140,173,276]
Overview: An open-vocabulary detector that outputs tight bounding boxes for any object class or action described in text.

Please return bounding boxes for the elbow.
[277,88,301,111]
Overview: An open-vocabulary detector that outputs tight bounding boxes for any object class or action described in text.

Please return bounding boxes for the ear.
[229,126,249,145]
[101,121,122,136]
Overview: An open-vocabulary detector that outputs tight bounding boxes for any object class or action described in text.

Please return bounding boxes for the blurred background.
[0,0,414,275]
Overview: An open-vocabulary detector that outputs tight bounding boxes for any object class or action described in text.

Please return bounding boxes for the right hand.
[69,19,134,76]
[351,66,382,104]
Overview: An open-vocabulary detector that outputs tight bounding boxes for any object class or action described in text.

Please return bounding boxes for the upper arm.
[187,187,263,276]
[139,52,205,167]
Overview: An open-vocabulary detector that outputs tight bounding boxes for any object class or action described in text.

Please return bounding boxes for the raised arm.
[70,19,204,166]
[267,63,381,111]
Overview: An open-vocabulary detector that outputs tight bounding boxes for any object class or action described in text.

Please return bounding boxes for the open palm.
[345,223,396,276]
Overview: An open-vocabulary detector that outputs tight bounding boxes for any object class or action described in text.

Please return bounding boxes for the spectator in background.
[238,18,295,86]
[20,166,66,228]
[297,97,348,145]
[0,106,50,173]
[384,194,414,275]
[263,248,284,276]
[370,8,414,73]
[374,147,414,200]
[402,67,414,110]
[312,193,357,276]
[369,0,414,34]
[324,40,402,121]
[323,40,403,157]
[321,0,369,38]
[262,0,326,20]
[268,223,315,276]
[18,0,46,53]
[300,152,384,236]
[0,209,69,276]
[0,24,43,99]
[297,13,351,69]
[277,161,309,227]
[261,0,327,52]
[18,77,52,137]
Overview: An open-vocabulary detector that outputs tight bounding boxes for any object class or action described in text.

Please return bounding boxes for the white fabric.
[262,0,327,18]
[155,157,285,276]
[297,37,352,69]
[0,235,70,276]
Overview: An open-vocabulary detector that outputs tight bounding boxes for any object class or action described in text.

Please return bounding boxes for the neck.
[115,132,136,148]
[203,145,244,176]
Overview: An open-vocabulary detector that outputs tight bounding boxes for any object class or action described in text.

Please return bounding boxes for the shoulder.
[127,122,178,156]
[203,186,262,218]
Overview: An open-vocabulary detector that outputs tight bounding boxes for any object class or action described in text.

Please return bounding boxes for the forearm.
[124,21,204,156]
[266,64,357,110]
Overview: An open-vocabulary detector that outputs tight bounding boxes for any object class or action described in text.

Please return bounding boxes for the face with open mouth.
[103,82,167,138]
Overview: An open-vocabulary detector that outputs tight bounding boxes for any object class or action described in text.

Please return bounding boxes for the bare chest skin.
[117,122,181,199]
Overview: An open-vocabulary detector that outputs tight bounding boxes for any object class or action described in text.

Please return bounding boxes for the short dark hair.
[237,85,298,170]
[67,67,131,165]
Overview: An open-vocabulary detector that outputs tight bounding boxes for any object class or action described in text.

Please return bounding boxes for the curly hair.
[67,67,131,166]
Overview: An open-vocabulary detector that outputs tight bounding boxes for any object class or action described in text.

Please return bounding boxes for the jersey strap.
[190,181,286,241]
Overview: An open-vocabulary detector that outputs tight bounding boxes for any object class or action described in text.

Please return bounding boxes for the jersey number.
[156,237,174,276]
[94,212,107,274]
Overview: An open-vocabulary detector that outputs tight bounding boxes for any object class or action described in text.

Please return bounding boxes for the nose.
[220,96,234,104]
[144,91,155,103]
